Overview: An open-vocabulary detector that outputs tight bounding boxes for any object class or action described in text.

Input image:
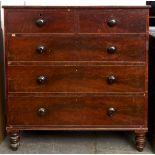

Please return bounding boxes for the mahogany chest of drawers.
[3,6,149,151]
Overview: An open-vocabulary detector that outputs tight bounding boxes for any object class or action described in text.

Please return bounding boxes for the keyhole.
[75,67,78,72]
[39,13,42,17]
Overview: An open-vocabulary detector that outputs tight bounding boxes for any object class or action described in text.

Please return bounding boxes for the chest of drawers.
[3,6,149,151]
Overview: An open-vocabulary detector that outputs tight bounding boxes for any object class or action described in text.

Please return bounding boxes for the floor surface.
[0,131,153,154]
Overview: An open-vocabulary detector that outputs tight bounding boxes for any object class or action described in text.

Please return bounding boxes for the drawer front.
[8,35,146,62]
[8,66,145,93]
[5,9,147,34]
[8,96,145,126]
[79,9,147,33]
[6,9,74,33]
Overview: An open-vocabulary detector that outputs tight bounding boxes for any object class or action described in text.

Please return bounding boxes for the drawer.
[5,9,147,34]
[8,65,145,93]
[5,9,74,33]
[7,95,145,126]
[8,35,146,62]
[79,9,147,33]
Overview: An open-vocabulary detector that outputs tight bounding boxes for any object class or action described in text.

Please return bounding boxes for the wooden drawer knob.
[36,18,45,27]
[107,19,117,27]
[107,46,117,54]
[36,46,46,54]
[37,75,47,84]
[38,108,47,116]
[107,75,116,84]
[107,107,116,117]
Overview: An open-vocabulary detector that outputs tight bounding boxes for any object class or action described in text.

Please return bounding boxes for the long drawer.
[7,95,145,126]
[8,34,146,62]
[5,9,147,33]
[8,65,145,93]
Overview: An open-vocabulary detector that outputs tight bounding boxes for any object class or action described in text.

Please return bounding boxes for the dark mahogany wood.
[5,9,75,33]
[4,8,148,34]
[135,131,146,152]
[7,34,146,62]
[7,95,145,126]
[8,65,145,93]
[3,6,150,9]
[3,6,149,151]
[79,9,147,33]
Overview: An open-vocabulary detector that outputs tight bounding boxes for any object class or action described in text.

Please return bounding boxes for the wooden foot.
[135,131,146,152]
[8,130,20,151]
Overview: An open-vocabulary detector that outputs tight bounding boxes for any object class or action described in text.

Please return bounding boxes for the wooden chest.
[3,6,149,151]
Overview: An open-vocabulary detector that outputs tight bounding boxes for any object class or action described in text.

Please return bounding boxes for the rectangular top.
[2,5,150,9]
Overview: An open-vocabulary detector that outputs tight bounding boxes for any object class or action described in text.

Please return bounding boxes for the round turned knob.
[38,108,47,116]
[107,46,117,54]
[107,75,116,84]
[36,46,45,54]
[37,75,46,84]
[107,107,116,117]
[36,18,45,27]
[107,19,117,27]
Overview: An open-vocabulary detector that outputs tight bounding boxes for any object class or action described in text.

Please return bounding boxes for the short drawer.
[5,9,74,33]
[79,9,147,33]
[7,95,145,126]
[8,65,145,93]
[8,34,146,62]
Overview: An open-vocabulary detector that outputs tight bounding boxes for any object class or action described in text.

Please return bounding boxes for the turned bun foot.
[10,142,20,151]
[135,131,146,152]
[8,130,20,151]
